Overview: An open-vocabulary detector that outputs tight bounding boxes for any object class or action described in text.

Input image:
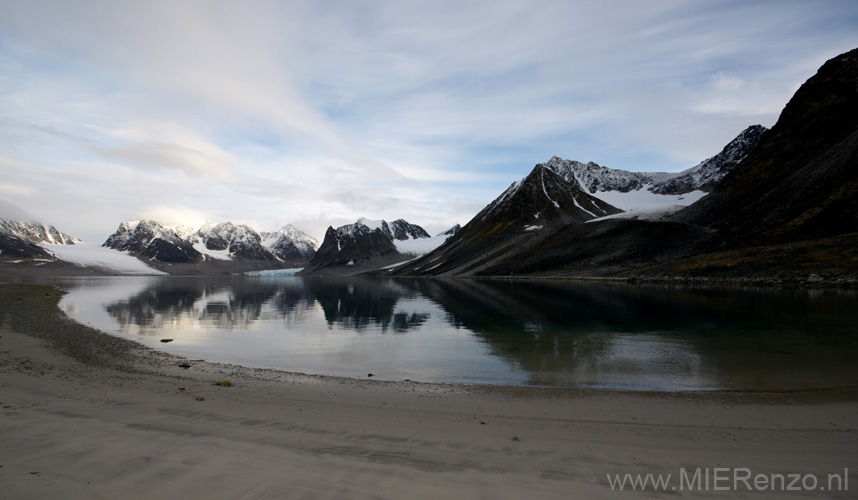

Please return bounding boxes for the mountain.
[261,224,319,264]
[0,217,165,276]
[553,125,766,197]
[413,123,764,276]
[104,220,203,264]
[0,218,77,266]
[673,48,858,247]
[103,219,317,274]
[388,47,858,281]
[0,218,82,245]
[0,232,54,261]
[302,218,436,275]
[381,162,624,276]
[191,221,279,263]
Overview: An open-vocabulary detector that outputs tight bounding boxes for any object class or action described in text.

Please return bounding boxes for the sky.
[1,0,857,242]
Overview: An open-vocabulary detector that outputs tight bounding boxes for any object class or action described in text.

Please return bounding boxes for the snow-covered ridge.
[0,218,82,245]
[336,217,432,242]
[543,125,767,196]
[103,219,317,263]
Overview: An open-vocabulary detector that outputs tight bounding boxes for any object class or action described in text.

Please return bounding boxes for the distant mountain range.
[101,220,319,274]
[3,47,856,282]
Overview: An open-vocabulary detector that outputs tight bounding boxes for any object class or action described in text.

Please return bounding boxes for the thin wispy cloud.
[1,0,856,241]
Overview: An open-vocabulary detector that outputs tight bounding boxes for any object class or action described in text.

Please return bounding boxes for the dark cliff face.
[303,218,433,274]
[0,233,53,260]
[307,225,400,271]
[674,47,858,246]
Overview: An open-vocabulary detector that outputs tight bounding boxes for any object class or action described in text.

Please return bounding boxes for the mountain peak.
[0,218,82,245]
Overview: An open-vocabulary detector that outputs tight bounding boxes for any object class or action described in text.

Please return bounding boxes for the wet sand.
[1,284,856,499]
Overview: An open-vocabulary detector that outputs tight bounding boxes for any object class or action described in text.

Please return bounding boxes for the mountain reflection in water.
[55,276,858,391]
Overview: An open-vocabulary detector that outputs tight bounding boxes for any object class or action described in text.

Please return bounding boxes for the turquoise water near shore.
[52,276,858,391]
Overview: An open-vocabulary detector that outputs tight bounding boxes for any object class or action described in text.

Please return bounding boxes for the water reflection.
[305,278,429,333]
[53,276,858,390]
[103,278,315,331]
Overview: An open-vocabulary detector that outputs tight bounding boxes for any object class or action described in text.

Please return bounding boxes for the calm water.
[51,276,858,391]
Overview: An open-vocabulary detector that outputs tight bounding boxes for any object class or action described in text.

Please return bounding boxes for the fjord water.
[54,276,858,391]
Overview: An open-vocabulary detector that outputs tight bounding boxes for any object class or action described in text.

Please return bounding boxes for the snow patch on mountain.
[592,188,708,212]
[394,233,447,255]
[192,242,233,261]
[586,205,688,223]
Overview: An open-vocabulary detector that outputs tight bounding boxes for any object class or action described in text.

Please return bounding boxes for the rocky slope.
[673,48,858,247]
[0,218,79,267]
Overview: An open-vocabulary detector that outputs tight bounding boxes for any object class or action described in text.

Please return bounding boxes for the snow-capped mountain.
[546,125,766,198]
[189,221,277,262]
[0,218,82,245]
[388,219,431,240]
[261,224,319,263]
[103,219,317,270]
[334,218,431,242]
[103,220,203,264]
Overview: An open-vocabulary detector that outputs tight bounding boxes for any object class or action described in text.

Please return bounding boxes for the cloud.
[132,204,212,229]
[96,143,233,179]
[0,198,39,222]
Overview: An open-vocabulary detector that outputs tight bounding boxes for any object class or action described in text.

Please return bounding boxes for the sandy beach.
[1,283,856,499]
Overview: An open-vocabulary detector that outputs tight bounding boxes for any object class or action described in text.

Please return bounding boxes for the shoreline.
[2,283,857,498]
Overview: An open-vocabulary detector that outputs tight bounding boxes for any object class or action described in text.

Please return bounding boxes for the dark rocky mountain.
[0,232,54,260]
[302,218,432,275]
[389,219,431,240]
[389,47,858,281]
[383,162,623,276]
[673,48,858,247]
